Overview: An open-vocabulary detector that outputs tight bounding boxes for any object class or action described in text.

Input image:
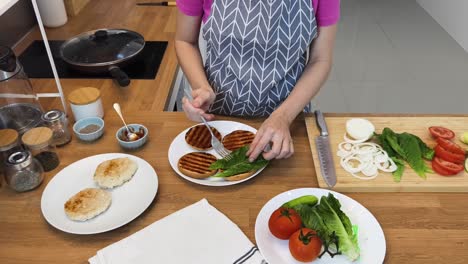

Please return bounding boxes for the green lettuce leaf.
[397,133,429,179]
[299,194,360,261]
[209,145,268,178]
[413,135,435,160]
[391,157,406,182]
[375,128,433,181]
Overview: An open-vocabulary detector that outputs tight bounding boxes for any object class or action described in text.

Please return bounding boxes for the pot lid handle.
[94,30,108,42]
[0,45,17,72]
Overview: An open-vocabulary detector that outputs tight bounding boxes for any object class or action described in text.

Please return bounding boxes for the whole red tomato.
[289,228,322,262]
[268,207,302,239]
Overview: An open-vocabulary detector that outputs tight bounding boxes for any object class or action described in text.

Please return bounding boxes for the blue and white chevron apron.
[203,0,318,117]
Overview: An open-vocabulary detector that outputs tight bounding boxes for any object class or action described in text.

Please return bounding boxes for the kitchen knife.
[314,110,337,188]
[136,1,176,6]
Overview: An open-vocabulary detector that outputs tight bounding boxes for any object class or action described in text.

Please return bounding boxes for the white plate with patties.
[168,120,266,186]
[41,153,158,234]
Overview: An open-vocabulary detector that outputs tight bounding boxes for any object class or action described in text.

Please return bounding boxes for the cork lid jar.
[0,129,19,152]
[21,127,60,172]
[67,87,104,121]
[22,127,53,150]
[68,87,101,105]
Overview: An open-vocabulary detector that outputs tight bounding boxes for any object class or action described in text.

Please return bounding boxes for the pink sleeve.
[176,0,204,17]
[315,0,340,27]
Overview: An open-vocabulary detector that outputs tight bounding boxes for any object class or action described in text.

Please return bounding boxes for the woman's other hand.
[247,112,294,161]
[182,88,216,122]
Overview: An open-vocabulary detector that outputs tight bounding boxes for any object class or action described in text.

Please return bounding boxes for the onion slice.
[337,140,396,180]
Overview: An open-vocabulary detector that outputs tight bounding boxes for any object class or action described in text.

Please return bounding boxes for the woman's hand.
[182,88,216,122]
[247,112,294,161]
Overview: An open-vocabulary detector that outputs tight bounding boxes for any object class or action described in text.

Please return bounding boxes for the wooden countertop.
[1,113,468,264]
[3,1,468,263]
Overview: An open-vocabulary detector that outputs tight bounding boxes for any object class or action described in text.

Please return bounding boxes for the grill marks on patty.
[178,152,218,178]
[185,125,222,150]
[222,130,255,151]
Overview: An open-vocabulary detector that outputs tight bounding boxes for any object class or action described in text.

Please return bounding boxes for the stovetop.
[18,40,167,79]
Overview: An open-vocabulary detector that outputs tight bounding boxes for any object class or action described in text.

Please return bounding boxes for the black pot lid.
[60,29,145,66]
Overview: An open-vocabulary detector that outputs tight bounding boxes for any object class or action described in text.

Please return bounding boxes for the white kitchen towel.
[88,199,266,264]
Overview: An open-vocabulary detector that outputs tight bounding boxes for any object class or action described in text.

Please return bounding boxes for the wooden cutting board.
[305,115,468,192]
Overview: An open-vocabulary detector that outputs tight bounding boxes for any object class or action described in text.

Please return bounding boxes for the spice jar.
[68,87,104,121]
[22,127,60,172]
[41,109,71,147]
[0,129,24,177]
[4,150,43,192]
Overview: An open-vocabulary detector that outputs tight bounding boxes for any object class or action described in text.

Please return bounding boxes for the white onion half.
[346,118,375,141]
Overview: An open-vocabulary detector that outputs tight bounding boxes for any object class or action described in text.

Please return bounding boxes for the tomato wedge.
[436,138,466,156]
[433,157,464,174]
[432,160,456,176]
[429,126,455,139]
[434,145,465,164]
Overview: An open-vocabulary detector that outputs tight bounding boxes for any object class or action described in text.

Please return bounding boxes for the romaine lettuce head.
[299,193,360,261]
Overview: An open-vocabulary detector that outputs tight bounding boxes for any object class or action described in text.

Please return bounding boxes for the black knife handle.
[314,110,329,136]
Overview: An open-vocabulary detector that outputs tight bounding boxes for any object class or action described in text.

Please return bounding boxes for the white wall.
[416,0,468,53]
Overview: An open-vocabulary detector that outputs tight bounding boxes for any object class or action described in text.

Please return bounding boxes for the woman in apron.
[175,0,340,161]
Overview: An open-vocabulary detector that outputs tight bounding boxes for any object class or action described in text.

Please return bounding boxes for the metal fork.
[183,88,232,160]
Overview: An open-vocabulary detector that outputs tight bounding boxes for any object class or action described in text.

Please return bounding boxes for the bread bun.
[185,124,222,150]
[224,170,256,181]
[222,130,255,151]
[64,188,111,221]
[178,152,218,179]
[94,157,138,188]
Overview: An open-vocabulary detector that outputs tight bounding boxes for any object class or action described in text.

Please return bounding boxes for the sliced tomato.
[429,126,455,139]
[434,145,465,164]
[436,138,466,156]
[433,157,464,175]
[432,160,456,176]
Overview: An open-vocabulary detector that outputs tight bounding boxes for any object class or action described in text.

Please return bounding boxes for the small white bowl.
[73,117,105,142]
[116,124,148,149]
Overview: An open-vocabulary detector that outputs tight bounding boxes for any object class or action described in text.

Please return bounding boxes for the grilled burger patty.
[222,130,255,151]
[185,124,222,150]
[178,152,218,179]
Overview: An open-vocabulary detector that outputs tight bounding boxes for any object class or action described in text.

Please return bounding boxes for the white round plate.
[255,188,386,264]
[41,153,158,235]
[168,120,265,186]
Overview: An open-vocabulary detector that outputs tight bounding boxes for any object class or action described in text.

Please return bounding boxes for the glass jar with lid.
[4,150,43,192]
[0,45,44,134]
[41,109,71,147]
[21,127,60,172]
[0,129,24,179]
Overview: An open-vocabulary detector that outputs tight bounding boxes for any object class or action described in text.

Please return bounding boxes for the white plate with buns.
[41,153,158,234]
[168,120,267,186]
